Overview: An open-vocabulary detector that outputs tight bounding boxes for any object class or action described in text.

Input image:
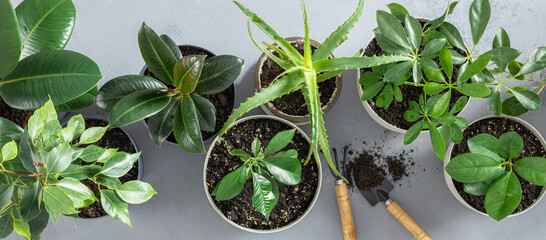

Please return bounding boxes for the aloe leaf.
[313,56,412,73]
[247,20,292,70]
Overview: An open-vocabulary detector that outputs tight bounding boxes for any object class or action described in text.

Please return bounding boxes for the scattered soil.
[77,119,139,218]
[259,41,338,116]
[0,97,34,127]
[360,33,466,130]
[206,118,319,230]
[143,45,235,143]
[451,117,546,214]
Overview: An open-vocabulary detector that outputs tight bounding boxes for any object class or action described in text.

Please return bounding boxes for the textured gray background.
[7,0,546,239]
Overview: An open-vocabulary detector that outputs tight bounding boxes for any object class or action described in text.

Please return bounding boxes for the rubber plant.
[445,132,546,221]
[0,0,102,112]
[222,0,410,180]
[95,23,244,153]
[360,0,546,160]
[212,129,301,218]
[0,100,157,239]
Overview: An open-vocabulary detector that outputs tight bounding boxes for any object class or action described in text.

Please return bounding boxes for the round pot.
[203,115,322,233]
[140,44,236,145]
[356,19,469,134]
[255,37,342,125]
[443,115,546,218]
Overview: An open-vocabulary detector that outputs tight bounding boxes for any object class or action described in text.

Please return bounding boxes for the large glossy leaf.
[195,55,243,95]
[159,34,181,60]
[493,27,510,49]
[502,96,528,116]
[405,15,422,51]
[433,91,450,117]
[0,0,21,78]
[101,152,141,178]
[115,181,156,204]
[469,0,491,45]
[190,95,216,132]
[439,49,453,79]
[386,3,409,21]
[178,96,204,152]
[421,39,447,57]
[457,83,490,98]
[55,86,97,112]
[514,157,546,186]
[511,89,541,110]
[376,10,409,49]
[16,0,75,58]
[147,98,179,146]
[173,55,205,94]
[264,129,296,155]
[428,120,446,160]
[439,22,466,52]
[212,166,249,201]
[467,134,503,161]
[173,106,203,153]
[109,90,171,128]
[59,164,101,180]
[58,177,96,208]
[484,47,521,65]
[404,121,423,145]
[0,50,102,110]
[0,214,14,238]
[251,172,276,219]
[43,187,77,215]
[313,0,364,61]
[43,142,71,174]
[516,47,546,76]
[18,131,39,173]
[457,54,492,83]
[138,23,177,85]
[100,189,132,228]
[27,206,49,240]
[498,132,523,159]
[19,182,42,222]
[485,172,521,221]
[374,29,410,55]
[446,153,505,183]
[96,75,167,112]
[0,185,14,210]
[313,55,412,73]
[262,150,301,185]
[489,87,501,116]
[384,61,412,82]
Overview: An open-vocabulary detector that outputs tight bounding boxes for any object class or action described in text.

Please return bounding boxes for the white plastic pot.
[443,115,546,218]
[203,114,322,233]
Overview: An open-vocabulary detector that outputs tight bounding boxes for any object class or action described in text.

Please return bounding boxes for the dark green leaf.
[421,38,446,57]
[195,55,244,95]
[433,91,451,117]
[450,49,467,64]
[138,23,177,85]
[173,103,204,153]
[59,165,101,180]
[174,55,205,94]
[79,127,108,145]
[507,60,524,80]
[147,98,179,146]
[262,150,301,185]
[469,0,491,45]
[450,96,468,114]
[190,95,216,132]
[463,171,503,196]
[405,15,422,51]
[251,138,261,157]
[0,185,14,210]
[0,0,21,78]
[251,172,276,219]
[0,214,13,238]
[426,1,459,30]
[376,10,410,49]
[377,83,393,108]
[54,86,97,112]
[439,22,467,52]
[449,124,463,144]
[423,68,445,83]
[440,125,450,145]
[27,206,48,240]
[101,152,140,178]
[0,50,102,110]
[159,34,181,60]
[514,157,546,186]
[374,29,410,55]
[109,90,171,128]
[467,134,503,161]
[178,96,204,152]
[17,132,38,173]
[498,132,523,159]
[422,31,447,47]
[359,72,381,85]
[445,153,504,183]
[489,87,502,116]
[485,172,521,221]
[43,142,71,174]
[231,149,251,161]
[502,96,528,116]
[264,129,295,155]
[96,175,122,189]
[511,89,541,110]
[361,81,384,101]
[493,27,510,49]
[403,121,423,145]
[439,49,453,79]
[428,120,446,160]
[79,145,107,163]
[403,110,421,123]
[412,61,422,85]
[516,46,546,76]
[213,166,248,201]
[393,85,403,102]
[387,3,409,21]
[100,189,132,228]
[116,181,156,204]
[457,54,493,82]
[20,182,42,222]
[420,58,439,71]
[43,187,77,215]
[95,75,166,112]
[484,47,521,65]
[457,83,490,98]
[384,62,412,82]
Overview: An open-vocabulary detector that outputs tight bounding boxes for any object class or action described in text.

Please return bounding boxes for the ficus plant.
[212,129,301,218]
[0,0,102,112]
[96,23,244,153]
[361,0,546,160]
[221,0,410,180]
[0,100,156,239]
[445,132,546,221]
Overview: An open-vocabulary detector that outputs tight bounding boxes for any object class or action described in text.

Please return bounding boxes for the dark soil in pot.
[77,119,139,218]
[360,37,466,130]
[260,41,338,116]
[205,118,319,230]
[451,117,546,214]
[0,97,33,127]
[143,45,235,142]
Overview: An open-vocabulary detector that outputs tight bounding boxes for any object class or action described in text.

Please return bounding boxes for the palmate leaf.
[0,0,21,78]
[312,0,364,61]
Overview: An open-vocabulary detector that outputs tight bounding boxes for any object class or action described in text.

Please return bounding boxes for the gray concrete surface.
[7,0,546,239]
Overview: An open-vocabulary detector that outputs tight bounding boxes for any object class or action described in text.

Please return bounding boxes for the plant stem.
[0,169,42,177]
[0,191,24,215]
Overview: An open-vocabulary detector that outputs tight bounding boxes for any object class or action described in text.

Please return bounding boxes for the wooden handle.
[335,181,356,240]
[386,200,433,240]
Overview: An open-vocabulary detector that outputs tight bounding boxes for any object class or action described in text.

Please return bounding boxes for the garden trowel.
[357,178,433,240]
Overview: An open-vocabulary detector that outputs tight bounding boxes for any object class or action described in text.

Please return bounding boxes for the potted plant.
[358,0,546,160]
[0,0,103,126]
[0,100,156,239]
[444,116,546,221]
[204,115,321,232]
[96,23,244,153]
[221,0,410,179]
[254,37,342,125]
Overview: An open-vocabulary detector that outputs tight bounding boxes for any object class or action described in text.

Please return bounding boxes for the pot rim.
[254,36,342,125]
[356,18,470,134]
[203,114,322,233]
[443,115,546,218]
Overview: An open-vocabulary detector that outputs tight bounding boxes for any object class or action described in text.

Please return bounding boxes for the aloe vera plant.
[0,100,156,239]
[361,0,546,160]
[96,23,244,152]
[212,129,300,219]
[0,0,102,112]
[223,0,410,180]
[446,132,546,221]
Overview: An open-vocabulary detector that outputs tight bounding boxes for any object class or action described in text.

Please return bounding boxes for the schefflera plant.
[96,23,244,153]
[361,0,546,160]
[445,132,546,221]
[221,0,410,180]
[0,100,156,239]
[212,129,301,218]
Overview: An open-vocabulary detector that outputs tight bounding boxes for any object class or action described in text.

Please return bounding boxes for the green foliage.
[0,0,101,112]
[96,23,244,151]
[358,0,546,161]
[446,132,546,221]
[212,129,300,219]
[0,100,156,239]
